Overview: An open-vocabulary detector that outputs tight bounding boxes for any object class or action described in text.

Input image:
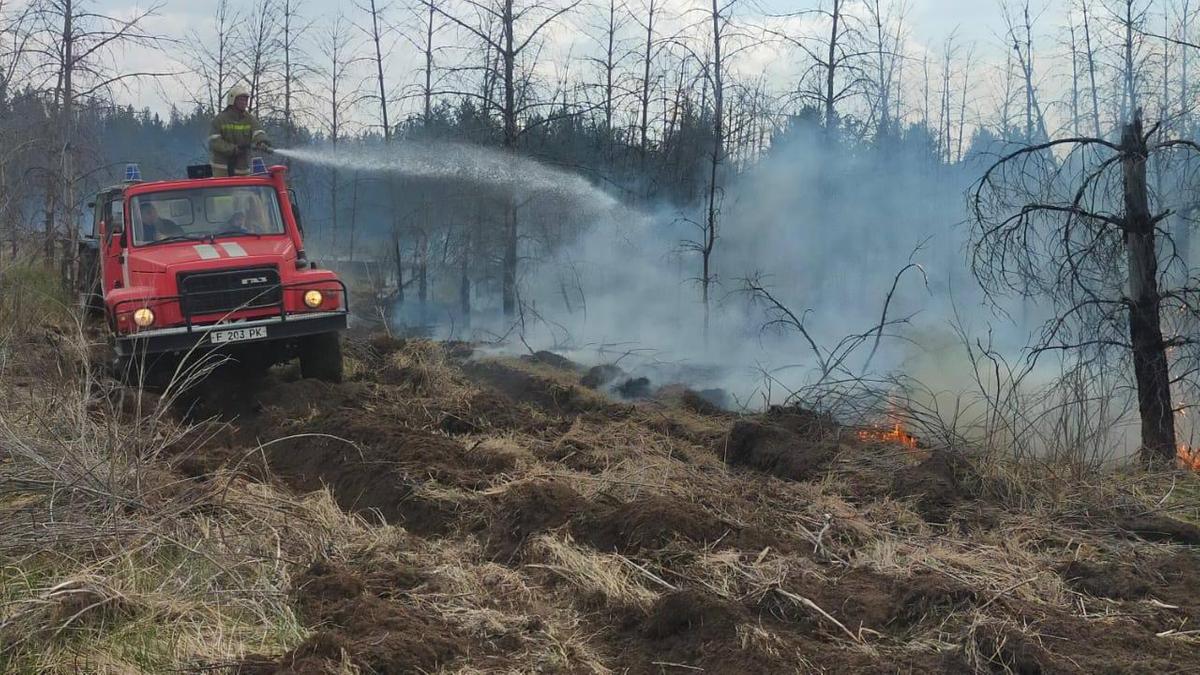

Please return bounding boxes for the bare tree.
[1180,0,1192,126]
[280,0,313,146]
[1081,0,1104,135]
[863,0,907,139]
[0,0,36,261]
[1068,9,1081,135]
[631,0,665,165]
[185,0,237,113]
[585,0,630,138]
[1095,0,1153,125]
[936,33,956,162]
[399,0,448,126]
[434,0,581,318]
[28,0,167,271]
[999,1,1049,144]
[969,112,1200,463]
[701,0,728,337]
[668,0,744,338]
[238,0,283,116]
[400,0,449,315]
[314,13,361,254]
[773,0,863,137]
[358,0,398,141]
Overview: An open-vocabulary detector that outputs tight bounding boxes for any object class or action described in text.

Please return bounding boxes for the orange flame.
[1178,444,1200,471]
[857,422,919,449]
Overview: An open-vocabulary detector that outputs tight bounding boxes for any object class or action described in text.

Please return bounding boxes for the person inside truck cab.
[209,85,272,177]
[139,202,183,242]
[237,193,270,233]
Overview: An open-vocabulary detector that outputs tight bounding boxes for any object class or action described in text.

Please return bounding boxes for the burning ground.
[3,325,1200,673]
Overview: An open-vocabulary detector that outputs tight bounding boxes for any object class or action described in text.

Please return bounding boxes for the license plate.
[209,326,267,344]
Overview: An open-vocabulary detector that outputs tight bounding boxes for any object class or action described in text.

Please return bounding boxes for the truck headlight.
[303,290,323,308]
[133,308,155,327]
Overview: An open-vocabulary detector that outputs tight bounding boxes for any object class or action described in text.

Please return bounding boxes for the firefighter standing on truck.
[209,85,272,177]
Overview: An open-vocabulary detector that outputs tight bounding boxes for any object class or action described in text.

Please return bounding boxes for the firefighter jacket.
[209,107,270,176]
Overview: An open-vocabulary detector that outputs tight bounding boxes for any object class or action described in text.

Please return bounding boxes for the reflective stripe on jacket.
[209,107,269,175]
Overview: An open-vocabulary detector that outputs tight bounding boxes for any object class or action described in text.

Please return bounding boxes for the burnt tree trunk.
[417,226,428,315]
[1121,115,1176,463]
[394,234,405,306]
[501,0,518,319]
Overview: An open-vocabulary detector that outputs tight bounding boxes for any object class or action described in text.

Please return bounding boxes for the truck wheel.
[299,332,343,383]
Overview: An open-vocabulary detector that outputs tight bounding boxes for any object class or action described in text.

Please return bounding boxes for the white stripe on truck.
[220,242,248,257]
[194,244,220,259]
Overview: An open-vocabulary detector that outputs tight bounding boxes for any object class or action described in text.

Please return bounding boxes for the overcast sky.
[88,0,1070,126]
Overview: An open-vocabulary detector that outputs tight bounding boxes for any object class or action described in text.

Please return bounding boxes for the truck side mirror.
[109,202,125,247]
[287,188,304,234]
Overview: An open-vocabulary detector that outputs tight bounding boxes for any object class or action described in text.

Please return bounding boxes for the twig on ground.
[772,587,865,644]
[978,575,1041,611]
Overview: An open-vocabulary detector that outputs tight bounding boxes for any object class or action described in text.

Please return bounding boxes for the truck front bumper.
[115,311,348,356]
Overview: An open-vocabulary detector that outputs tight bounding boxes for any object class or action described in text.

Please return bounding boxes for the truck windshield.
[131,185,285,246]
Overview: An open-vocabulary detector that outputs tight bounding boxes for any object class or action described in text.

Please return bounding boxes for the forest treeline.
[8,1,1198,318]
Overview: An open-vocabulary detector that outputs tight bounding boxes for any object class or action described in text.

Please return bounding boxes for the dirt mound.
[891,450,977,522]
[572,495,730,554]
[290,561,368,622]
[609,590,795,672]
[264,409,516,486]
[486,480,588,560]
[1060,552,1200,614]
[765,405,839,435]
[615,376,653,399]
[970,622,1068,674]
[581,364,623,389]
[366,333,407,355]
[682,388,729,414]
[231,412,503,533]
[467,360,606,414]
[1059,559,1150,600]
[249,378,370,414]
[438,389,545,435]
[520,350,578,370]
[890,571,979,629]
[755,568,896,637]
[1117,513,1200,545]
[723,419,838,480]
[964,605,1200,674]
[243,561,458,674]
[642,590,742,640]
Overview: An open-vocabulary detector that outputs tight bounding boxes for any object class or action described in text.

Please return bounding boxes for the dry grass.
[3,307,1199,673]
[0,301,358,671]
[529,533,662,609]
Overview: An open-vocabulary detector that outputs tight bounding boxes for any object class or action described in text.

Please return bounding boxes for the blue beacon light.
[124,163,142,182]
[251,157,268,175]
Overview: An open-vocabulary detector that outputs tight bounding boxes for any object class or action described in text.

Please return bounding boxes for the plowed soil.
[161,336,1200,674]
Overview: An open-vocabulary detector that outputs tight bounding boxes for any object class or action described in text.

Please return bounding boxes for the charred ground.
[181,333,1200,673]
[4,325,1200,674]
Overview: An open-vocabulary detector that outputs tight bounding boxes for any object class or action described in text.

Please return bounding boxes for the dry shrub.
[382,339,468,398]
[0,324,376,672]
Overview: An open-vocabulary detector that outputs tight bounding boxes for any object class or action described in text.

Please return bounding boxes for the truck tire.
[299,332,343,383]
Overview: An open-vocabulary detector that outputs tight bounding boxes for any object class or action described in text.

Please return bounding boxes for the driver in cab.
[233,194,271,234]
[139,202,183,242]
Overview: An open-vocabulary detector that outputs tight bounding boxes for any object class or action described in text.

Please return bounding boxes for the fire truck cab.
[79,162,347,383]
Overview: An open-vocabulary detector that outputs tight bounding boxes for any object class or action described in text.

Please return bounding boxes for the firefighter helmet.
[226,84,251,107]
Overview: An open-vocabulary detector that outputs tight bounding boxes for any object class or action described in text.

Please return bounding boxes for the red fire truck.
[78,162,347,383]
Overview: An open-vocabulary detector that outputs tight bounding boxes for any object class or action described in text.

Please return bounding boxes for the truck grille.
[178,266,281,317]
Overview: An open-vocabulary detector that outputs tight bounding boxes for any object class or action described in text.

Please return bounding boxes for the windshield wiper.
[209,229,263,241]
[144,234,207,246]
